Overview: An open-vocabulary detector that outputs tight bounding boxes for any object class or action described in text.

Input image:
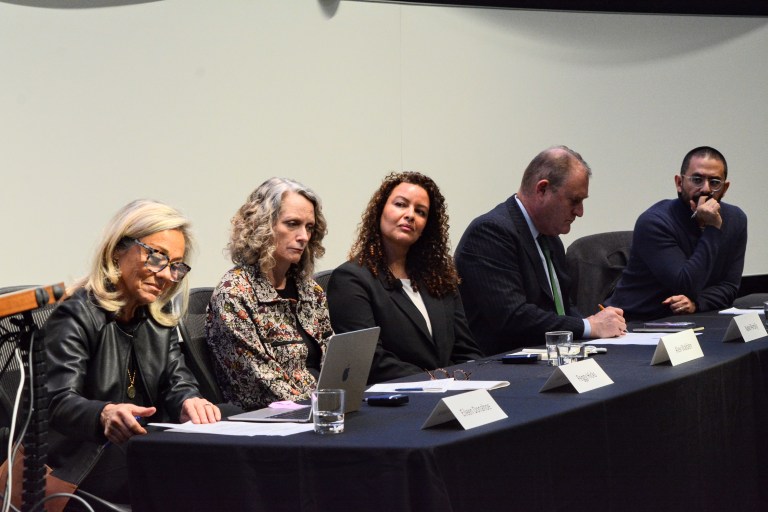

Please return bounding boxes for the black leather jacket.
[42,288,201,484]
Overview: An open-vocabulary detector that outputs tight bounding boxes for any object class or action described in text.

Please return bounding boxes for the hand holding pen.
[589,304,626,338]
[690,195,722,229]
[100,403,157,444]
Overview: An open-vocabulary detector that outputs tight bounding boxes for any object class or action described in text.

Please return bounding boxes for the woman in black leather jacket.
[42,199,221,506]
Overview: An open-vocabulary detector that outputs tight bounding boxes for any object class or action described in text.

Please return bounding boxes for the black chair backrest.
[177,287,224,404]
[313,269,333,291]
[565,231,633,316]
[733,293,768,309]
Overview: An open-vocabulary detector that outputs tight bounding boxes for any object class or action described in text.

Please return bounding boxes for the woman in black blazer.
[327,172,483,383]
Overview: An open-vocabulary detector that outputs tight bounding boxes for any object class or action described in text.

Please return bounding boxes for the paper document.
[366,378,510,393]
[588,332,665,345]
[149,421,314,436]
[520,348,547,360]
[720,307,765,315]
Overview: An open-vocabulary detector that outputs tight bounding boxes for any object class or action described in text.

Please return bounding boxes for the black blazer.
[43,289,201,484]
[326,261,483,384]
[454,195,585,355]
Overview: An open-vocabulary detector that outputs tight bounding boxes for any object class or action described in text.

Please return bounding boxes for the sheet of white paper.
[720,307,765,315]
[366,380,449,393]
[149,421,314,436]
[366,379,509,393]
[513,348,547,360]
[443,380,510,391]
[588,332,664,345]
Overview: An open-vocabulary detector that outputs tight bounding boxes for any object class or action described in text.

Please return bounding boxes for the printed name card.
[651,329,704,366]
[539,358,613,393]
[722,313,768,343]
[421,389,507,430]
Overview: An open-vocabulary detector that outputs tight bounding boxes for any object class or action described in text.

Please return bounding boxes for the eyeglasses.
[131,239,191,282]
[426,368,471,381]
[682,174,724,192]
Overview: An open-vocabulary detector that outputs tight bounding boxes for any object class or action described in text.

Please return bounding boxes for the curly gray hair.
[228,177,327,277]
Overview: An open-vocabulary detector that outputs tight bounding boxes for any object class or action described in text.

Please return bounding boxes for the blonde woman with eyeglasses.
[42,199,219,507]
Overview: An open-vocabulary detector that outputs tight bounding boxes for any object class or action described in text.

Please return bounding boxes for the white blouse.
[400,279,433,336]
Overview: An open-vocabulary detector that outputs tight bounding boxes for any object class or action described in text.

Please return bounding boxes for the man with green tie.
[455,146,626,355]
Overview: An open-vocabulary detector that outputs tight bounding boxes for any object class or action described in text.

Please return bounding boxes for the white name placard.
[651,329,704,366]
[421,389,507,430]
[722,313,768,343]
[539,358,613,393]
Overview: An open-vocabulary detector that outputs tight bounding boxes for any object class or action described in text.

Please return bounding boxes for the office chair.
[177,287,225,404]
[733,293,768,309]
[313,269,333,291]
[565,231,633,315]
[0,286,134,511]
[0,286,58,460]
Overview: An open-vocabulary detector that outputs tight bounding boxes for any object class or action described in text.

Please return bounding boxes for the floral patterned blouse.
[205,265,333,410]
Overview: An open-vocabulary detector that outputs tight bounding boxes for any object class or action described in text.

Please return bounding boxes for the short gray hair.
[519,145,592,195]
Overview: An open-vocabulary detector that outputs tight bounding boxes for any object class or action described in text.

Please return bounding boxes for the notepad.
[633,322,701,333]
[366,379,510,393]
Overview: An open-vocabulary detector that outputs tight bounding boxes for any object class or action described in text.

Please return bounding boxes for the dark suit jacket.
[454,195,585,355]
[326,261,483,383]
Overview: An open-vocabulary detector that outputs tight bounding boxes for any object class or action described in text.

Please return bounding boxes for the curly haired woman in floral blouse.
[206,178,332,410]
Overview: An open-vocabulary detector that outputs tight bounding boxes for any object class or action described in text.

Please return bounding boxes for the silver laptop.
[228,326,380,423]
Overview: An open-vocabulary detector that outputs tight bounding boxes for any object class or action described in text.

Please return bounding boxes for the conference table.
[127,311,768,512]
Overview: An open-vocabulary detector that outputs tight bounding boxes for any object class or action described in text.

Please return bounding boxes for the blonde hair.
[228,177,327,278]
[69,199,194,327]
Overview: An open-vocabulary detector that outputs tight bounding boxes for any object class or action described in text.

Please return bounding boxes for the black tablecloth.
[128,313,768,512]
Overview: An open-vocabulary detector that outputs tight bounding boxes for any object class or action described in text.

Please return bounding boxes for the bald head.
[517,145,591,236]
[518,145,591,197]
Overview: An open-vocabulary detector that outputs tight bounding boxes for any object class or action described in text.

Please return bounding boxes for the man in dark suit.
[455,146,626,355]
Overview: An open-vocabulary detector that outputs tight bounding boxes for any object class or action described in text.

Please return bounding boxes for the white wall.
[1,0,766,291]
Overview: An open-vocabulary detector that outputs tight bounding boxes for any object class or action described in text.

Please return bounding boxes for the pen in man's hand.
[599,303,627,334]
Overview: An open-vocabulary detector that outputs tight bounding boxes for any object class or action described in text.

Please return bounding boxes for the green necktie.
[538,235,565,316]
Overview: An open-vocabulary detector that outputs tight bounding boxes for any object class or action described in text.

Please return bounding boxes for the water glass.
[312,389,345,434]
[557,341,584,366]
[545,331,572,367]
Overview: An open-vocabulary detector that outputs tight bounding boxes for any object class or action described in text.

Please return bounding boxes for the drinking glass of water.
[545,331,573,366]
[312,389,345,434]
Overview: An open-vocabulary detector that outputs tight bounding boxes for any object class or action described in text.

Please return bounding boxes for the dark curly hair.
[348,172,459,298]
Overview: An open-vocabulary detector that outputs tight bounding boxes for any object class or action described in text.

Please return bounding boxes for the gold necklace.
[127,367,137,399]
